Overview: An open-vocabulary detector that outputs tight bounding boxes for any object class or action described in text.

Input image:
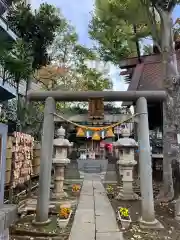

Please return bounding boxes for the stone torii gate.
[27,90,166,228]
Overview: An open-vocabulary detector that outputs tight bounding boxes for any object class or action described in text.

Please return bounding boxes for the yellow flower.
[106,185,113,193]
[72,184,81,192]
[119,208,129,217]
[59,207,71,219]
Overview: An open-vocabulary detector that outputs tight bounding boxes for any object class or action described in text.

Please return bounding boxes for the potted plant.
[72,184,81,196]
[57,207,72,228]
[106,185,114,199]
[117,207,131,229]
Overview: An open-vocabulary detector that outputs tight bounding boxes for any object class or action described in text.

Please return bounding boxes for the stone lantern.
[52,126,73,199]
[113,128,138,200]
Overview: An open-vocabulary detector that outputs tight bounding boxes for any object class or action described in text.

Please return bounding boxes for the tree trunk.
[159,11,180,201]
[16,81,22,132]
[25,78,32,103]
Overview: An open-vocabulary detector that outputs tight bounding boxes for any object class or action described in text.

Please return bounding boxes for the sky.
[30,0,180,92]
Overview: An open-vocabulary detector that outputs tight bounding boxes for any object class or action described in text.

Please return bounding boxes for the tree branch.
[140,0,162,52]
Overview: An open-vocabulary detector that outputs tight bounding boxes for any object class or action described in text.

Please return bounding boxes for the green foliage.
[18,100,44,140]
[89,15,135,64]
[89,0,180,65]
[0,38,33,89]
[7,97,44,140]
[79,66,112,90]
[89,0,151,64]
[49,18,112,92]
[7,1,61,69]
[3,2,114,136]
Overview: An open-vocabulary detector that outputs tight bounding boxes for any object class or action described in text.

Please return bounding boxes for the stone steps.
[84,165,101,173]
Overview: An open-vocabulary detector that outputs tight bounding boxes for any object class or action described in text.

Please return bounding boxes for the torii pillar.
[136,97,163,229]
[27,90,166,228]
[33,97,55,224]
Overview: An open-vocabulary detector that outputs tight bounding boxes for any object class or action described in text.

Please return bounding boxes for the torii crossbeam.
[27,90,166,101]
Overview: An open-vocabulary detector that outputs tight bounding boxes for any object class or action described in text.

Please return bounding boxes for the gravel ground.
[10,184,81,240]
[106,183,180,240]
[10,212,76,240]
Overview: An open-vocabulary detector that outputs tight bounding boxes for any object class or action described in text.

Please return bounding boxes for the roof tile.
[127,52,180,91]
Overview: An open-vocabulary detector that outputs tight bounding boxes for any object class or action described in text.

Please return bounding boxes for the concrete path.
[69,174,123,240]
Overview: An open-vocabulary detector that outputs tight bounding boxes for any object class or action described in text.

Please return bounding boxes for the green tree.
[90,0,180,201]
[89,0,150,64]
[2,1,62,133]
[7,1,61,90]
[49,19,112,92]
[0,39,35,131]
[6,97,44,140]
[7,1,61,70]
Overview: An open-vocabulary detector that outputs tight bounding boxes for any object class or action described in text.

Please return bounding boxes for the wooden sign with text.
[88,98,104,119]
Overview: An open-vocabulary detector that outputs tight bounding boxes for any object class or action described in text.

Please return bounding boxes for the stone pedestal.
[0,204,17,236]
[116,160,138,200]
[52,161,69,198]
[114,128,138,200]
[51,127,73,199]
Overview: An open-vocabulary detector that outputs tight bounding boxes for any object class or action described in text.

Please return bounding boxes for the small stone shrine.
[65,149,80,180]
[114,128,138,200]
[52,126,73,199]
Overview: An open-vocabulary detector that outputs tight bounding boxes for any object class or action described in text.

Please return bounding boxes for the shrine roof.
[126,51,180,92]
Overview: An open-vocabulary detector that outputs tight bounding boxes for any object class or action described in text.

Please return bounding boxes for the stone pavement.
[69,174,123,240]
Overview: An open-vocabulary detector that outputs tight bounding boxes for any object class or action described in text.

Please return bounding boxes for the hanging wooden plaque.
[88,98,104,119]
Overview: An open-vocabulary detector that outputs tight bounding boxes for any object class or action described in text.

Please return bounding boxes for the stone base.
[51,191,68,199]
[32,218,51,226]
[0,204,17,232]
[115,189,139,200]
[139,217,164,229]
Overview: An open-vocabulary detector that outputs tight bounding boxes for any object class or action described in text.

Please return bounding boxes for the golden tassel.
[105,128,115,138]
[76,127,85,137]
[92,131,100,140]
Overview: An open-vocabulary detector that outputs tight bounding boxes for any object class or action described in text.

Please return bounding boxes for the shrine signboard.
[88,98,104,119]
